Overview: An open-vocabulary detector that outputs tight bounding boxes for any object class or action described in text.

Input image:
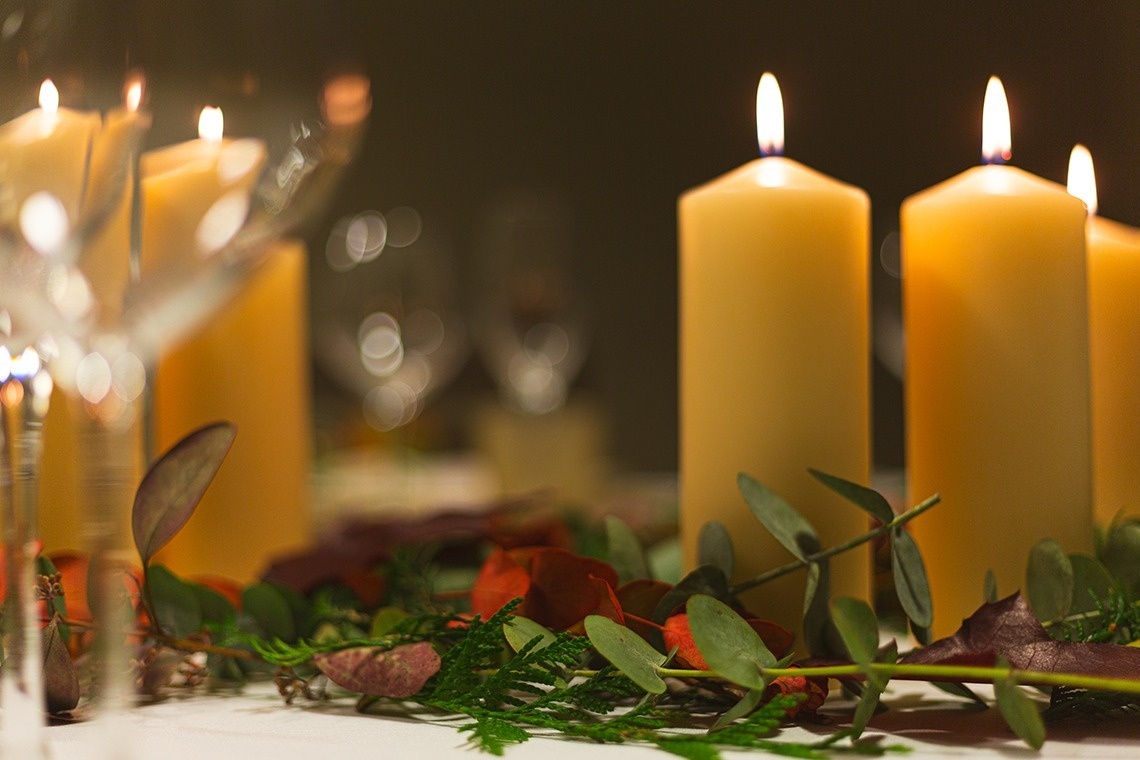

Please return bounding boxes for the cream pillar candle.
[142,106,311,582]
[1068,145,1140,526]
[679,73,870,652]
[153,240,312,582]
[902,78,1092,636]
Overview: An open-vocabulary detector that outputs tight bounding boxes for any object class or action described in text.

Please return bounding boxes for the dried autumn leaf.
[132,422,236,567]
[313,642,441,698]
[42,619,80,715]
[901,593,1140,682]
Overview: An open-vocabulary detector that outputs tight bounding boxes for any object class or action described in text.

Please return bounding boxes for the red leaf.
[470,547,531,619]
[764,670,829,717]
[314,642,441,698]
[517,548,621,631]
[902,593,1140,681]
[663,613,707,669]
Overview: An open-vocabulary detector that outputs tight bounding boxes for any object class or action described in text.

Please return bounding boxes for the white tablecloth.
[42,680,1140,759]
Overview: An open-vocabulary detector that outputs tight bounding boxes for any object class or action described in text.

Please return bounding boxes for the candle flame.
[755,72,784,157]
[1066,144,1097,217]
[198,106,224,143]
[39,79,59,115]
[981,76,1011,164]
[125,76,143,113]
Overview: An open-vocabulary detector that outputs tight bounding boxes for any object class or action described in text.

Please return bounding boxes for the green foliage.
[584,614,668,694]
[686,594,775,691]
[697,521,734,582]
[994,660,1046,750]
[808,469,894,525]
[147,564,203,637]
[606,515,650,585]
[738,473,819,562]
[1026,539,1073,621]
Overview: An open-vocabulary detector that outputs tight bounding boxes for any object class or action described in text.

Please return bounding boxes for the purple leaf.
[42,619,80,715]
[313,642,441,698]
[132,422,236,566]
[901,593,1140,681]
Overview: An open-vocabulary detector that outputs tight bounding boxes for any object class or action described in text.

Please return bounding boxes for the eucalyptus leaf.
[504,616,557,653]
[984,569,998,603]
[890,528,933,629]
[242,582,296,642]
[584,615,667,694]
[994,661,1045,750]
[1068,553,1116,615]
[650,564,729,623]
[1025,539,1073,622]
[371,606,411,637]
[686,594,775,691]
[802,559,832,656]
[605,515,650,585]
[147,564,203,637]
[697,521,734,583]
[737,472,819,561]
[191,583,236,625]
[1101,520,1140,600]
[808,469,894,524]
[932,681,986,708]
[850,643,896,737]
[132,422,236,567]
[712,687,765,730]
[830,598,878,672]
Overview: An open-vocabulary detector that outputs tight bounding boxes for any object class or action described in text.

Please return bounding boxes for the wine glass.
[472,192,591,415]
[0,69,370,756]
[312,211,469,434]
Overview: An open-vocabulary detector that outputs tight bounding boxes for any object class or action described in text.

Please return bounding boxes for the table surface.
[39,679,1140,760]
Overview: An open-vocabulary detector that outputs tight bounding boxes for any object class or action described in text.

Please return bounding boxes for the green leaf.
[850,644,896,738]
[994,661,1045,750]
[606,515,649,585]
[802,559,832,656]
[808,469,894,524]
[1102,520,1140,600]
[1025,539,1073,622]
[242,582,296,642]
[890,529,934,629]
[697,521,734,582]
[830,598,878,672]
[147,564,203,637]
[686,594,775,691]
[651,564,729,623]
[984,569,998,603]
[932,681,987,708]
[191,583,236,625]
[737,472,819,561]
[504,616,557,653]
[371,606,411,636]
[712,687,765,730]
[131,422,236,567]
[1068,553,1116,615]
[584,615,667,694]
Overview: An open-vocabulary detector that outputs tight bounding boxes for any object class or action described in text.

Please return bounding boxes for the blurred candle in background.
[678,73,871,651]
[142,107,311,581]
[902,78,1092,635]
[1068,144,1140,526]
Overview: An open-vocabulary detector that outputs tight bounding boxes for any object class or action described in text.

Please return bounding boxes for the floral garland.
[8,421,1140,756]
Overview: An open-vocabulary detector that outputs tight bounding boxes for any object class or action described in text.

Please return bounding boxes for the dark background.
[43,1,1140,474]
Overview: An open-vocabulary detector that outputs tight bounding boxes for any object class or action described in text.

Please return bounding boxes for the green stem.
[730,493,941,596]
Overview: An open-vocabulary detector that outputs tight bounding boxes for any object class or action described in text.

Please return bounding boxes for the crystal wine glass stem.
[0,369,51,759]
[75,395,140,760]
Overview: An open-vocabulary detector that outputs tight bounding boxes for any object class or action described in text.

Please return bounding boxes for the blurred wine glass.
[0,58,370,756]
[313,209,469,434]
[473,192,591,415]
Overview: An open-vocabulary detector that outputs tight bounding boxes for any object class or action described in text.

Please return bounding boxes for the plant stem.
[730,493,941,596]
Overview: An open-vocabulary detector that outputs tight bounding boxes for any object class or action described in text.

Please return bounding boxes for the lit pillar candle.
[679,73,870,649]
[0,79,99,216]
[145,108,311,582]
[1068,145,1140,526]
[902,78,1092,635]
